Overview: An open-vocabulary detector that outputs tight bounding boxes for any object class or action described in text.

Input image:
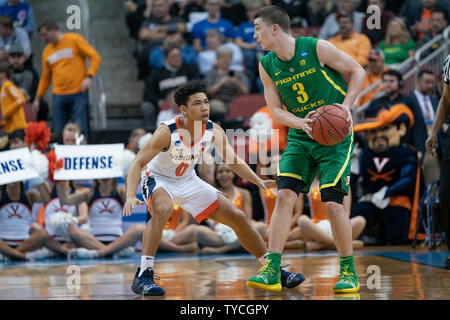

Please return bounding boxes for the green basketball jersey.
[260,37,347,140]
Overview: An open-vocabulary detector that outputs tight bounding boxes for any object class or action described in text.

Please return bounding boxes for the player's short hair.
[254,5,290,33]
[174,80,207,107]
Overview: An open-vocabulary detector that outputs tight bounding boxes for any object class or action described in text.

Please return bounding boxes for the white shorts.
[316,219,333,236]
[142,173,219,223]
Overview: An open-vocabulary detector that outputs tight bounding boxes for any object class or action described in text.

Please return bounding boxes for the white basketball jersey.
[142,117,214,181]
[44,198,78,234]
[0,202,32,240]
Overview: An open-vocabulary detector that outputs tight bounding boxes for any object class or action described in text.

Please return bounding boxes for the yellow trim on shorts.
[320,70,347,97]
[319,131,354,190]
[277,166,303,181]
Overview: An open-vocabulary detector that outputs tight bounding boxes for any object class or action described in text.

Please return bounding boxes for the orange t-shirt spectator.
[357,49,388,107]
[0,62,26,133]
[32,18,101,140]
[328,14,372,68]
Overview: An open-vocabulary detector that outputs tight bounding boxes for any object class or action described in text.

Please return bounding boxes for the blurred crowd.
[0,0,449,263]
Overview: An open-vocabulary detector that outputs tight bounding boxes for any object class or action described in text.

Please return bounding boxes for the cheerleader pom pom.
[47,150,64,184]
[114,149,136,176]
[46,211,78,240]
[138,132,153,150]
[215,223,238,245]
[23,150,49,185]
[25,121,51,151]
[249,112,273,141]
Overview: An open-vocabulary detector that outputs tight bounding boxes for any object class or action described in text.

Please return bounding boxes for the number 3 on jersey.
[175,163,189,177]
[292,82,309,104]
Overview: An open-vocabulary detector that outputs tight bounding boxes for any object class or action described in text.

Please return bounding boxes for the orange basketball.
[309,105,351,146]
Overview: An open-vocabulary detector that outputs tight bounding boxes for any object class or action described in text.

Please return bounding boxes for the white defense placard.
[54,144,124,180]
[0,147,39,185]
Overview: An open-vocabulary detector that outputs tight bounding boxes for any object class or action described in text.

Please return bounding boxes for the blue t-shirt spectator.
[191,18,235,50]
[236,21,256,45]
[149,44,198,70]
[0,0,34,35]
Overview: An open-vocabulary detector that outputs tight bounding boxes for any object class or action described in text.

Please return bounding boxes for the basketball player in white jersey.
[124,81,305,296]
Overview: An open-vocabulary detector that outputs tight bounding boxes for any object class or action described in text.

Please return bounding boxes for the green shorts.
[277,131,354,194]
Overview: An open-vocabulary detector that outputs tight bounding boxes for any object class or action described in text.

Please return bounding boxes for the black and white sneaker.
[131,267,165,296]
[280,266,306,288]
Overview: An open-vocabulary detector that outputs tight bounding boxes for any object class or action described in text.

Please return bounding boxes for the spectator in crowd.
[0,0,34,36]
[32,18,101,142]
[357,49,388,107]
[378,17,416,66]
[137,0,186,80]
[361,0,395,46]
[182,0,206,24]
[319,0,365,40]
[141,42,199,129]
[205,44,249,123]
[7,44,47,121]
[0,15,30,60]
[296,177,365,251]
[290,16,308,37]
[416,9,449,58]
[148,25,197,71]
[328,14,372,68]
[410,69,443,186]
[352,104,422,245]
[168,0,191,22]
[0,61,26,133]
[156,89,182,127]
[62,122,84,146]
[56,178,146,260]
[306,0,336,27]
[220,0,248,27]
[197,28,244,77]
[124,0,152,40]
[0,180,52,262]
[401,0,446,41]
[236,0,263,88]
[7,127,25,149]
[365,69,427,156]
[191,0,235,52]
[126,127,146,154]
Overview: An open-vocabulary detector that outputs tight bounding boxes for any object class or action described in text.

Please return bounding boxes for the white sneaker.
[25,248,58,261]
[68,248,99,260]
[112,246,135,259]
[0,253,11,263]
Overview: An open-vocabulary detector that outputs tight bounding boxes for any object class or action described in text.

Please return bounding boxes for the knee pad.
[321,186,344,205]
[276,176,306,195]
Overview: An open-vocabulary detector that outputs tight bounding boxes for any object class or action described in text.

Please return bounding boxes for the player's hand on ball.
[123,197,145,216]
[295,116,314,139]
[334,103,353,129]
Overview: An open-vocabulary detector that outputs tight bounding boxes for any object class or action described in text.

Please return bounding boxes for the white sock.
[139,255,154,276]
[258,251,269,265]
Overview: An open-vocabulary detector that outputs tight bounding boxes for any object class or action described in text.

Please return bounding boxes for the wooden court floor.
[0,246,448,300]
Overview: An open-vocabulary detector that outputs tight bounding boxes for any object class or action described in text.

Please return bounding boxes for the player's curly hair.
[174,80,207,107]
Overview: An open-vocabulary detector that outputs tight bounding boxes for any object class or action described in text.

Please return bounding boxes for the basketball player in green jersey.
[246,6,366,293]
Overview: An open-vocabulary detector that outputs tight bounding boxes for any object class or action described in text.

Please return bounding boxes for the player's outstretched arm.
[212,123,276,190]
[316,39,366,112]
[123,125,171,216]
[259,62,313,137]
